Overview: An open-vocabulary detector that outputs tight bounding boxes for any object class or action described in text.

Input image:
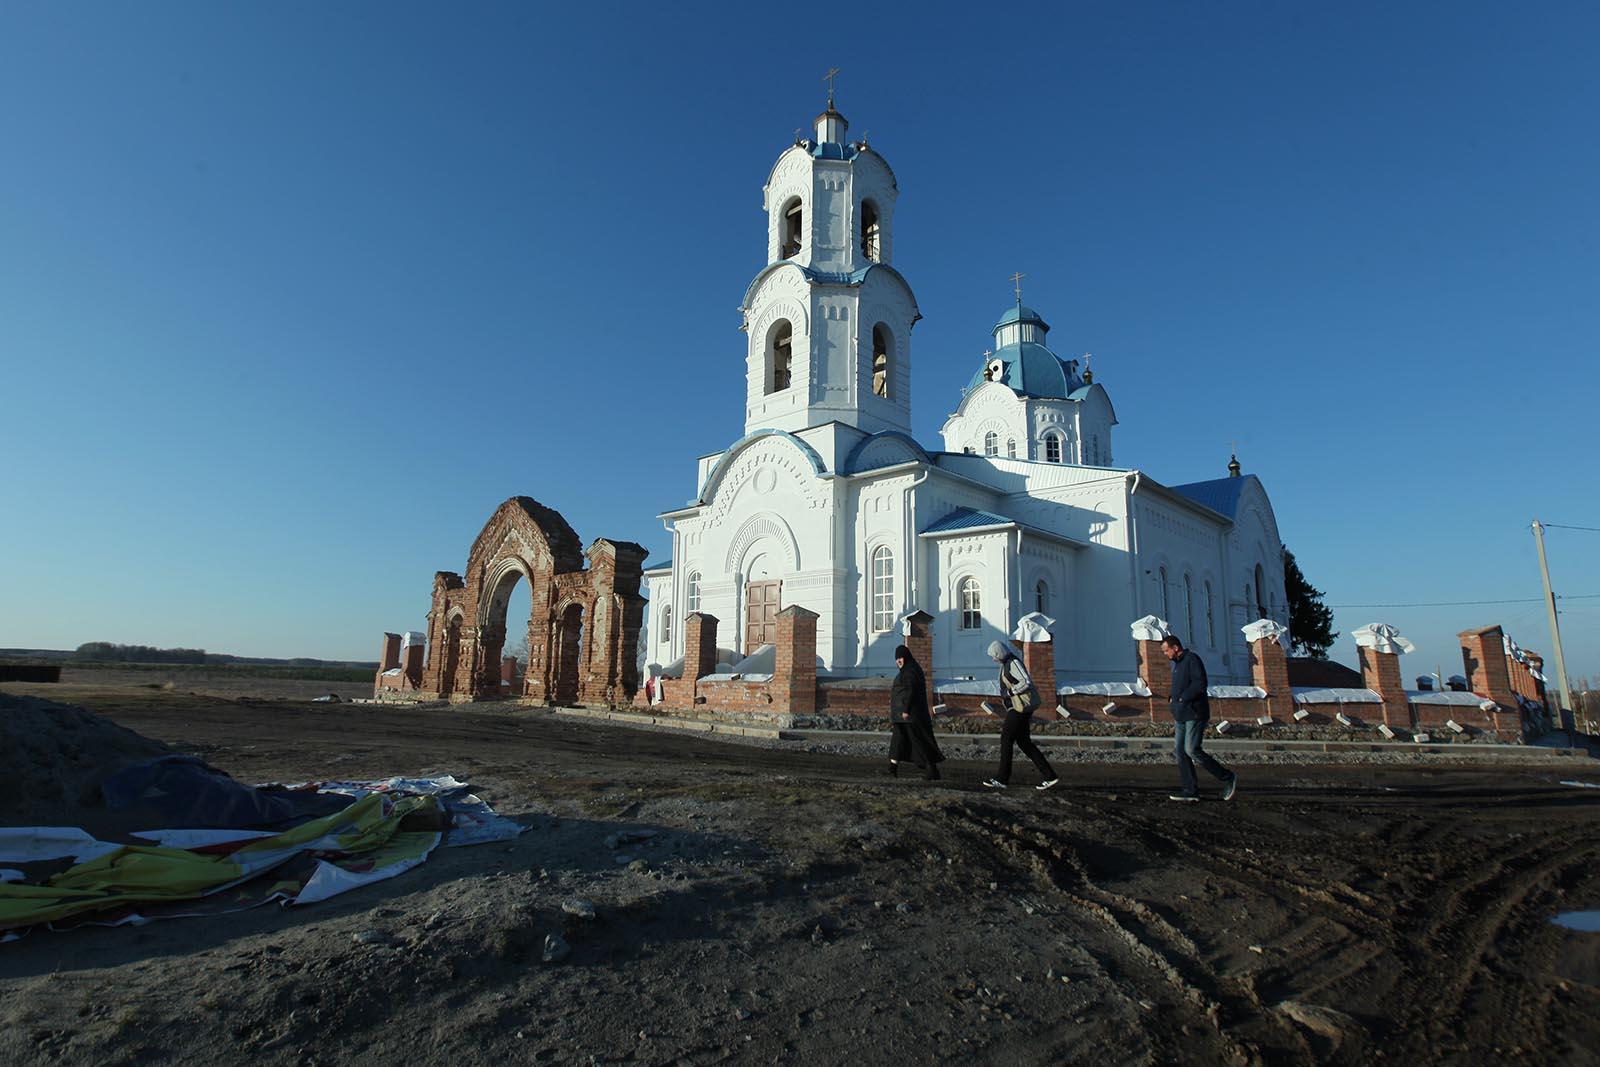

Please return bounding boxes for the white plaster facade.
[644,101,1287,685]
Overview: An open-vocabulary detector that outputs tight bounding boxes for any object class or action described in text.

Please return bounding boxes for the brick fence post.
[1249,633,1291,717]
[1020,637,1058,721]
[1358,646,1413,729]
[683,613,719,699]
[1457,625,1517,708]
[773,606,819,717]
[901,610,936,713]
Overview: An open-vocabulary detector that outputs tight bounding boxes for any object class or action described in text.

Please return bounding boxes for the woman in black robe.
[887,644,944,780]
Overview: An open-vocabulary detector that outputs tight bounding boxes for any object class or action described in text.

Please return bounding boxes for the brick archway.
[420,496,647,705]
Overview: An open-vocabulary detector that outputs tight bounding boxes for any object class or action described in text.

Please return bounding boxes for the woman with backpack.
[981,640,1060,791]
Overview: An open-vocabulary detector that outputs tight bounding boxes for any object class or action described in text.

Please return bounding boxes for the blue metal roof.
[993,304,1049,331]
[810,142,860,160]
[966,342,1082,399]
[922,507,1015,535]
[1169,476,1251,519]
[642,558,672,575]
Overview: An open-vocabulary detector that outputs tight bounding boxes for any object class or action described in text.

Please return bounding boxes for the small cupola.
[815,103,848,145]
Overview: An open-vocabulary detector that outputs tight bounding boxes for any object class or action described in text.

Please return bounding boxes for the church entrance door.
[744,580,781,651]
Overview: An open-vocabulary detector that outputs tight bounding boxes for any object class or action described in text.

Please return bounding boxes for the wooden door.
[744,580,781,651]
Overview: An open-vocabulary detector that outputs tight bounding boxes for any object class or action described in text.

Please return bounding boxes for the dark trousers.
[1174,719,1232,795]
[997,710,1055,784]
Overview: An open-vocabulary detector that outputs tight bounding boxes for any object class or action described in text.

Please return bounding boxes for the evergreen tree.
[1283,547,1337,658]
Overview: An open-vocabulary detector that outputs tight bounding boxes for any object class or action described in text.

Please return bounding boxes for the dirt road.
[4,683,1600,1065]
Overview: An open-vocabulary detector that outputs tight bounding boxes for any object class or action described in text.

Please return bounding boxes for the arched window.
[686,572,701,614]
[1035,579,1049,616]
[662,606,672,646]
[1204,581,1215,647]
[861,199,880,261]
[781,197,802,259]
[872,324,890,399]
[1183,574,1195,645]
[959,577,982,629]
[1255,564,1267,619]
[1044,432,1062,464]
[1006,438,1017,458]
[1159,566,1170,622]
[983,431,999,457]
[870,546,895,632]
[769,321,792,393]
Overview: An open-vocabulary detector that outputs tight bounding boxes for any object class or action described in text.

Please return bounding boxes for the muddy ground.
[3,678,1600,1066]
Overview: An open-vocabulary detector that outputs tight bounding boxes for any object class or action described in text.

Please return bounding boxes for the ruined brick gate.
[419,497,647,705]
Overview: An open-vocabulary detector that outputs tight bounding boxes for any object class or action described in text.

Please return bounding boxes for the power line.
[1538,522,1600,533]
[1329,593,1600,609]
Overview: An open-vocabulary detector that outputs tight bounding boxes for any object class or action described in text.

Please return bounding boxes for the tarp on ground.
[101,754,299,828]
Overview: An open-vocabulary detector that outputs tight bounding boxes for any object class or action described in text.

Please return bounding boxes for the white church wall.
[927,531,1014,678]
[845,472,917,675]
[808,161,853,274]
[744,267,813,434]
[764,147,812,266]
[851,150,897,266]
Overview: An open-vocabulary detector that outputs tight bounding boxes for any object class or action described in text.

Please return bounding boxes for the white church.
[643,96,1286,685]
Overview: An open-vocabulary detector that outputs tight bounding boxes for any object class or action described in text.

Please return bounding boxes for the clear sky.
[3,2,1597,686]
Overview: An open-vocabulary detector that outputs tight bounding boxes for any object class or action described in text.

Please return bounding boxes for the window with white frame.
[1183,574,1195,645]
[1205,581,1215,647]
[662,606,672,646]
[686,572,701,614]
[1006,438,1016,458]
[1255,564,1267,618]
[959,577,981,629]
[1159,566,1170,622]
[1035,579,1049,616]
[870,546,895,632]
[1044,432,1062,463]
[983,431,999,457]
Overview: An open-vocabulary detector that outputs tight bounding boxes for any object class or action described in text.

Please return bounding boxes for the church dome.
[965,303,1082,399]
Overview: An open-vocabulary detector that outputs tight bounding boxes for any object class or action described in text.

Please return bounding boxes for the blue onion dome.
[964,305,1083,399]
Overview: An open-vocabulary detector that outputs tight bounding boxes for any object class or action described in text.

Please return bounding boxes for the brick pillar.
[682,612,719,690]
[401,634,425,687]
[1021,639,1058,720]
[1527,653,1549,708]
[1358,646,1412,728]
[379,633,402,672]
[1249,634,1291,716]
[772,605,819,716]
[902,610,936,713]
[1457,625,1516,708]
[1136,639,1170,701]
[500,656,518,687]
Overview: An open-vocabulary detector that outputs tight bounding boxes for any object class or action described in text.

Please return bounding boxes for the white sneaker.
[982,779,1007,790]
[1036,779,1061,791]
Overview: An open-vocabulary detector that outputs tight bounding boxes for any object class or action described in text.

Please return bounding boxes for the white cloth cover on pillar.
[1013,612,1056,643]
[1241,619,1290,651]
[402,631,426,647]
[1130,616,1169,641]
[1352,623,1416,655]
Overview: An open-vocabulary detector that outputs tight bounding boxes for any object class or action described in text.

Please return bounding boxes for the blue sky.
[3,2,1597,686]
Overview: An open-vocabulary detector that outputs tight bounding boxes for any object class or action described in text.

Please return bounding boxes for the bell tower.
[739,86,920,438]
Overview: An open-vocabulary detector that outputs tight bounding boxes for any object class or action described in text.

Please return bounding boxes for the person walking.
[888,644,943,780]
[981,640,1060,791]
[1163,634,1238,802]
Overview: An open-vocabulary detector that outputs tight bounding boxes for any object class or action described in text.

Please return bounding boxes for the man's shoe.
[1036,778,1061,791]
[1222,773,1238,801]
[1168,793,1200,802]
[982,779,1007,790]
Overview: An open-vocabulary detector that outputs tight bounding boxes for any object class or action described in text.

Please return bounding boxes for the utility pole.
[1532,519,1581,732]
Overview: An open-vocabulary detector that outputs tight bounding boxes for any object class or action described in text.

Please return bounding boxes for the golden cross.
[823,68,840,105]
[1010,272,1025,302]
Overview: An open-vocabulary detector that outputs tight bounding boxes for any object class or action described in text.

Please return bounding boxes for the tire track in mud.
[1390,833,1600,1057]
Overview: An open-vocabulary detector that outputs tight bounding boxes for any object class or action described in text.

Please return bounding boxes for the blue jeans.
[1173,719,1232,796]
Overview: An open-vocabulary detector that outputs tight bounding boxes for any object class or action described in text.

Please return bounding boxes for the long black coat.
[888,656,943,765]
[1169,649,1211,722]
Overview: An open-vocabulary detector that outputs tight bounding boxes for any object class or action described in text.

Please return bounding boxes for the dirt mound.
[0,693,175,831]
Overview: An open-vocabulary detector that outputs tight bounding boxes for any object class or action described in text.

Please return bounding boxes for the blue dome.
[966,342,1084,399]
[993,304,1049,332]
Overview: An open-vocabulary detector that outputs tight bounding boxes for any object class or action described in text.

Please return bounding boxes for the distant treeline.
[4,643,378,670]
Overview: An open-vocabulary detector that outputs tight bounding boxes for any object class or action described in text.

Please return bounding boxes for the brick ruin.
[377,496,646,705]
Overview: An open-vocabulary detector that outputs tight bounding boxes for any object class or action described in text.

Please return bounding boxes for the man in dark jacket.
[1162,635,1237,802]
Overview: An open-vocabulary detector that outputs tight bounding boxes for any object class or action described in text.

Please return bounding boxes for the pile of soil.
[0,693,174,835]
